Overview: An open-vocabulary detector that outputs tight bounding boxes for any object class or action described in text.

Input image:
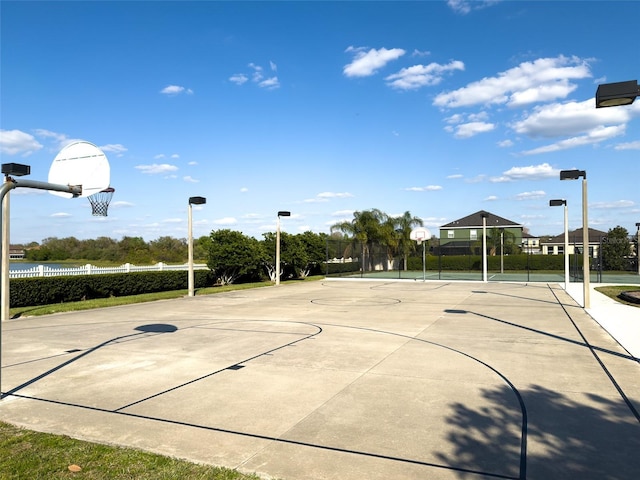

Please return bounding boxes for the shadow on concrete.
[1,324,177,399]
[436,383,640,480]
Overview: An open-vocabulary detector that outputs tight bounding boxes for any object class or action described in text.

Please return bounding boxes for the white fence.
[9,262,209,279]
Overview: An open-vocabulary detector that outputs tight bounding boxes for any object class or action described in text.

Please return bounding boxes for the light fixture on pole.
[188,196,206,297]
[481,212,488,283]
[550,199,569,290]
[560,169,589,308]
[595,80,639,108]
[275,211,291,286]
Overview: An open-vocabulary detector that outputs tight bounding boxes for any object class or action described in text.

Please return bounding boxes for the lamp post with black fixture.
[275,211,291,286]
[550,199,569,290]
[560,170,589,308]
[481,212,488,283]
[188,196,206,297]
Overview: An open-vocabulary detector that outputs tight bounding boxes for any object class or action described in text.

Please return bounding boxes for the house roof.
[440,210,522,229]
[544,227,608,244]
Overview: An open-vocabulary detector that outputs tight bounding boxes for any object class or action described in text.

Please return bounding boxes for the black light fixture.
[560,169,586,181]
[1,163,31,177]
[278,210,291,217]
[189,196,206,205]
[596,80,639,108]
[549,199,567,207]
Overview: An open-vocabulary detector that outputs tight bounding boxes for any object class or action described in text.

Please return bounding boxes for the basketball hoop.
[87,187,115,216]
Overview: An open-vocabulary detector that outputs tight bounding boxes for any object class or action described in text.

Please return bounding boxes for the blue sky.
[1,0,639,245]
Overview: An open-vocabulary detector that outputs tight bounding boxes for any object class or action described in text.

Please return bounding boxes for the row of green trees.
[22,236,209,264]
[331,209,424,271]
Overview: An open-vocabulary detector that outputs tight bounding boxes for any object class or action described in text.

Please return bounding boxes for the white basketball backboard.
[48,141,110,198]
[410,227,431,242]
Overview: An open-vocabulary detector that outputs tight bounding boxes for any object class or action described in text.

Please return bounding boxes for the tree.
[149,236,187,263]
[486,228,518,256]
[331,209,386,271]
[602,226,631,271]
[207,229,265,285]
[392,211,424,271]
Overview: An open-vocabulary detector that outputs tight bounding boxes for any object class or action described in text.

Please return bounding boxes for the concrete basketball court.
[1,279,639,479]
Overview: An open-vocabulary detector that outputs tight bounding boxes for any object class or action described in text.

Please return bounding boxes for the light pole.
[275,211,290,285]
[636,223,640,276]
[550,199,569,290]
[596,80,639,108]
[188,196,206,297]
[481,212,488,282]
[560,170,589,308]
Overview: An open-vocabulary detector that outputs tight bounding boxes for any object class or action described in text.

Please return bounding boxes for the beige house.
[541,227,607,258]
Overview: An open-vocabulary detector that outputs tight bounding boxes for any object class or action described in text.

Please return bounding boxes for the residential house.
[521,232,541,254]
[541,227,608,258]
[439,210,524,255]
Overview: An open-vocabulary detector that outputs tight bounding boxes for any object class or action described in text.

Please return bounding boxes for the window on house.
[470,230,477,240]
[448,230,455,239]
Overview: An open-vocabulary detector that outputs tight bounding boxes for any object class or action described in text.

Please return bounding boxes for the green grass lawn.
[0,421,261,480]
[595,285,640,307]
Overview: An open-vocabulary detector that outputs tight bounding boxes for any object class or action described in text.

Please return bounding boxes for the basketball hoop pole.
[1,177,81,400]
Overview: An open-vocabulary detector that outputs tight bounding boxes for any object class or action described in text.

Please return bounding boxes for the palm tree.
[331,209,386,271]
[392,211,424,271]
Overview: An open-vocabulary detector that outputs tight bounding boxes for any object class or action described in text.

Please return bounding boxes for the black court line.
[547,285,640,424]
[7,393,519,480]
[312,321,528,479]
[113,322,323,412]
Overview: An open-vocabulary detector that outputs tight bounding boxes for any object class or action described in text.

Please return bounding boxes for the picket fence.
[9,262,209,279]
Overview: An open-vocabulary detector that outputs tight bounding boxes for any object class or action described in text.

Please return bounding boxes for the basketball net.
[87,187,115,217]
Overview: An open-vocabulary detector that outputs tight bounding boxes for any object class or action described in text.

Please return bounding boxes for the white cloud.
[270,61,277,71]
[0,129,43,156]
[614,140,640,150]
[404,185,443,191]
[258,76,280,90]
[213,217,238,225]
[135,164,179,174]
[317,192,354,199]
[332,209,355,217]
[447,174,463,179]
[447,0,502,15]
[519,125,626,156]
[154,154,165,159]
[183,176,199,183]
[484,195,498,201]
[51,212,72,218]
[590,200,635,209]
[162,218,183,224]
[385,60,464,90]
[492,162,559,181]
[160,85,193,95]
[100,144,127,156]
[433,56,591,108]
[188,161,198,165]
[497,139,514,148]
[512,99,632,138]
[343,46,406,77]
[515,190,546,201]
[110,201,134,208]
[229,74,249,85]
[240,187,249,193]
[450,121,495,138]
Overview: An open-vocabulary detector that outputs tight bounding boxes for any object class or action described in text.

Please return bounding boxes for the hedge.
[10,270,216,308]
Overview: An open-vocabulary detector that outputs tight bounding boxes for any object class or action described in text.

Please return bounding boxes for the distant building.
[521,232,541,254]
[8,245,25,259]
[540,227,607,258]
[439,210,523,255]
